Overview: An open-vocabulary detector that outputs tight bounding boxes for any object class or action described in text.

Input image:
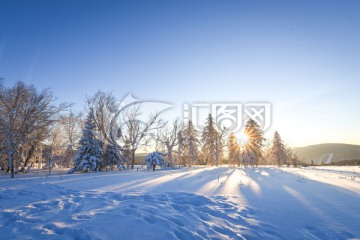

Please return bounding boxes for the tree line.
[0,81,298,177]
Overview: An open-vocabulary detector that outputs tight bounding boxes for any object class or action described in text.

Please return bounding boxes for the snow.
[140,152,167,171]
[0,166,359,239]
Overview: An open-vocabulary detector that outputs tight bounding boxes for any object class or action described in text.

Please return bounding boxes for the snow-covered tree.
[0,81,68,178]
[140,152,166,171]
[154,119,181,167]
[182,120,199,166]
[59,111,83,167]
[228,132,240,166]
[200,114,225,166]
[201,114,218,165]
[243,119,264,166]
[70,112,103,173]
[269,131,287,166]
[103,144,126,171]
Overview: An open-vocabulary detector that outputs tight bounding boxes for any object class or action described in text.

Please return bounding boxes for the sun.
[237,132,249,144]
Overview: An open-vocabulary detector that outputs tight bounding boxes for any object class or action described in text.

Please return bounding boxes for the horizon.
[1,1,359,147]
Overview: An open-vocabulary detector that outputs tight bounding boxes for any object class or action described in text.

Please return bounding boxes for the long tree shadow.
[238,167,360,239]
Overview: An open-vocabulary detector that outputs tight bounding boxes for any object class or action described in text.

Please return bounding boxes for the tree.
[285,147,299,167]
[59,111,83,167]
[261,139,272,165]
[103,144,125,171]
[243,119,265,167]
[87,91,126,169]
[121,103,166,169]
[201,114,218,165]
[71,112,103,173]
[228,133,240,166]
[86,91,166,170]
[0,81,68,178]
[140,152,167,171]
[182,120,199,166]
[215,128,226,166]
[44,120,66,174]
[269,131,287,167]
[154,119,181,167]
[177,130,184,166]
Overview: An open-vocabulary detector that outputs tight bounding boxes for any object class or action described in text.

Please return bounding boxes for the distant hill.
[293,143,360,164]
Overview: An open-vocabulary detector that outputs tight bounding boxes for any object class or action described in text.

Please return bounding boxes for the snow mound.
[0,189,276,240]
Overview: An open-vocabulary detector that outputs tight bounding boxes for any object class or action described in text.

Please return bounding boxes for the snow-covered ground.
[0,166,359,239]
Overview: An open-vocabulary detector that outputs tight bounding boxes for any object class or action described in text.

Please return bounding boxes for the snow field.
[0,166,359,239]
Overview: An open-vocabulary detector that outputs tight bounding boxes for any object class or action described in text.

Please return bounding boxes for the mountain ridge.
[293,143,360,164]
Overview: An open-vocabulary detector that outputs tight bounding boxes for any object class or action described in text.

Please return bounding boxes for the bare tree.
[0,82,69,178]
[122,104,166,169]
[261,139,272,165]
[59,111,83,167]
[154,119,181,167]
[87,91,121,147]
[17,127,48,172]
[60,111,83,147]
[43,120,66,175]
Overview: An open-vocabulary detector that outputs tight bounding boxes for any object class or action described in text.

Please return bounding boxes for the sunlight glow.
[237,132,249,144]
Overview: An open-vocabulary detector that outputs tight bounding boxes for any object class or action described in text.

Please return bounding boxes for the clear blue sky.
[1,0,359,146]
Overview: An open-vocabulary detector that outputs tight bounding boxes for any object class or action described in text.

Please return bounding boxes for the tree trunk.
[9,149,14,178]
[48,156,51,176]
[19,145,36,172]
[131,149,135,169]
[215,138,219,167]
[167,145,173,167]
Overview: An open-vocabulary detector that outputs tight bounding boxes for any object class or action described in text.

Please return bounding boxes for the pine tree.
[228,132,240,166]
[71,112,103,173]
[243,119,264,166]
[182,120,199,166]
[103,144,122,171]
[201,114,218,165]
[269,131,287,167]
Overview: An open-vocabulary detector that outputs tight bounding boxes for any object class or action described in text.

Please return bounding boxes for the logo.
[184,102,271,133]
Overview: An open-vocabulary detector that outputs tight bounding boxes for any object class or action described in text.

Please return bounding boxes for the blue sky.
[1,0,359,146]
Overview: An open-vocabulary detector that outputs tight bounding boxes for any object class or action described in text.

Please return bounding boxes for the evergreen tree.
[243,119,264,166]
[141,152,167,171]
[71,112,103,172]
[182,120,199,166]
[228,132,240,166]
[201,114,218,165]
[269,131,287,166]
[103,144,122,171]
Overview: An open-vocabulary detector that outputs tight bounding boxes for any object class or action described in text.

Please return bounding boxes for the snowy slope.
[293,143,360,164]
[0,166,359,239]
